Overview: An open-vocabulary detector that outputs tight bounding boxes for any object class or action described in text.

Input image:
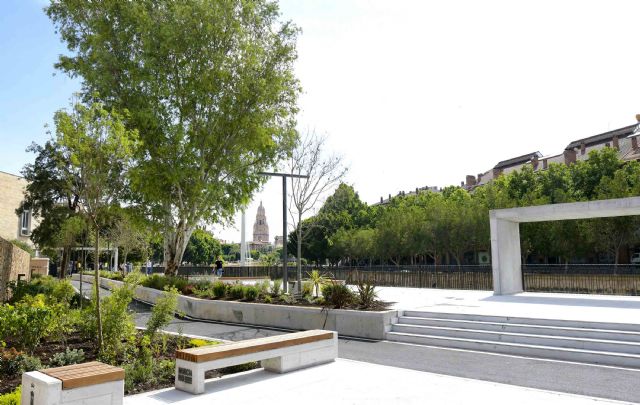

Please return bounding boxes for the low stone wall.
[0,237,31,301]
[73,274,397,340]
[30,257,50,277]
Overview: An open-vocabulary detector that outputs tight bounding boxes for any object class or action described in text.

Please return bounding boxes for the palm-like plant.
[306,269,330,297]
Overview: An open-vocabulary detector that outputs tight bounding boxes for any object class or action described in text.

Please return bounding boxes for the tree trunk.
[60,246,70,279]
[164,221,193,276]
[94,226,104,353]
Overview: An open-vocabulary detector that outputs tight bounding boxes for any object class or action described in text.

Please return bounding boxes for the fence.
[149,264,640,295]
[522,264,640,295]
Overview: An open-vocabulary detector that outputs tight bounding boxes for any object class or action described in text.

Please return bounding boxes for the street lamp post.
[259,171,309,293]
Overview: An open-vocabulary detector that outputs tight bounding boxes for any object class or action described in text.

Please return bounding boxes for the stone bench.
[22,361,124,405]
[175,329,338,394]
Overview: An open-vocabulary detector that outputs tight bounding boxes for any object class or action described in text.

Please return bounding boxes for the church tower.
[252,201,269,243]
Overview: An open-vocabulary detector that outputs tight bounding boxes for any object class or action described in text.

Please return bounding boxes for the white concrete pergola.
[490,196,640,295]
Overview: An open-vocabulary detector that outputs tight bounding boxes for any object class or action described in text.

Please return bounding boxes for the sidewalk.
[377,287,640,324]
[125,359,632,405]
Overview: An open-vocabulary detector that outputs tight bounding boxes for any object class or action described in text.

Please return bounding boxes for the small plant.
[0,348,42,377]
[212,281,227,298]
[306,270,330,297]
[229,284,246,300]
[245,286,258,301]
[145,286,179,339]
[279,294,296,304]
[263,295,272,304]
[188,338,218,348]
[321,282,354,309]
[356,280,378,309]
[301,281,313,297]
[271,279,282,296]
[49,348,85,367]
[256,280,270,298]
[0,385,21,405]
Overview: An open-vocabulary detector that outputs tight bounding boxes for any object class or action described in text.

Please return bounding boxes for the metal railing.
[522,264,640,295]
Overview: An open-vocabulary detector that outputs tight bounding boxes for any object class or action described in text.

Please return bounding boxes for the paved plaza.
[126,359,632,405]
[377,287,640,324]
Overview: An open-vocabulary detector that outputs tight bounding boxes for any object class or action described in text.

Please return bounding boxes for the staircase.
[386,310,640,368]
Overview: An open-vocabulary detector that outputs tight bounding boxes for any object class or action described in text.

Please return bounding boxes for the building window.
[20,210,31,236]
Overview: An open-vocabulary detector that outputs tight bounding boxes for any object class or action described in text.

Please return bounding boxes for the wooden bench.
[22,361,124,405]
[175,329,338,394]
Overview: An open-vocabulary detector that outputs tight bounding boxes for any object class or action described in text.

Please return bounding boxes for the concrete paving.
[125,359,633,405]
[72,280,640,403]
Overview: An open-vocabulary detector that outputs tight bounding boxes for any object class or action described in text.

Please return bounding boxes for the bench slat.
[176,330,334,363]
[42,362,124,389]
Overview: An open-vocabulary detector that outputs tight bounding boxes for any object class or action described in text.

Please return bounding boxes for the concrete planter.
[72,274,396,340]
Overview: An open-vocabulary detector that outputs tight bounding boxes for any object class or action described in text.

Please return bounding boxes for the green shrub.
[145,287,178,339]
[355,280,378,308]
[271,279,282,296]
[1,295,54,352]
[263,295,272,304]
[188,339,218,348]
[8,276,76,306]
[301,281,313,297]
[279,294,296,304]
[255,280,270,298]
[321,282,354,309]
[140,275,189,294]
[244,286,258,301]
[97,280,137,362]
[229,284,245,300]
[0,348,42,377]
[212,281,226,298]
[49,348,85,367]
[0,386,21,405]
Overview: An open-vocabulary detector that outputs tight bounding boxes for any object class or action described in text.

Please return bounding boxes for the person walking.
[146,259,153,275]
[215,257,224,277]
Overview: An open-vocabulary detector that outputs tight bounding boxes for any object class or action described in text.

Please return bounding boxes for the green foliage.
[306,270,329,297]
[244,286,258,301]
[255,280,270,298]
[279,294,296,305]
[141,275,189,294]
[0,386,21,405]
[145,287,178,339]
[301,281,313,297]
[263,295,273,304]
[321,282,354,309]
[355,280,378,309]
[9,239,34,257]
[0,295,54,353]
[183,229,222,265]
[212,281,227,298]
[47,0,301,276]
[95,280,137,362]
[9,276,76,306]
[271,279,282,296]
[229,284,246,300]
[49,348,85,367]
[0,348,42,377]
[188,339,218,348]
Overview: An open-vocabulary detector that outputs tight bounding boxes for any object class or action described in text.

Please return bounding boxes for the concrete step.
[397,316,640,342]
[390,324,640,354]
[401,310,640,333]
[385,332,640,369]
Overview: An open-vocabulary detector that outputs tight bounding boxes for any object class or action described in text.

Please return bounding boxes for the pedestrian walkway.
[125,359,632,405]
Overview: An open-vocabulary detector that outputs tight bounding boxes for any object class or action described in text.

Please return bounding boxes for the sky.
[2,0,640,243]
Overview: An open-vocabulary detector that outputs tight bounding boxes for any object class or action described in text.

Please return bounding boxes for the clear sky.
[2,0,640,243]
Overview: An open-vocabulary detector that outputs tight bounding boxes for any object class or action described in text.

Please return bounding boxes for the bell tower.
[252,201,269,243]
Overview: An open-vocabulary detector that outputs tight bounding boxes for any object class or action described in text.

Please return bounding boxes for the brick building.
[0,170,35,247]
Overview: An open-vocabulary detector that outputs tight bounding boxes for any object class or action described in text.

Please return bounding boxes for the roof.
[494,152,543,170]
[565,124,637,150]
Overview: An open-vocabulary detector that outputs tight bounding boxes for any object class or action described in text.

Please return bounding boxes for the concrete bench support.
[175,330,338,394]
[21,362,124,405]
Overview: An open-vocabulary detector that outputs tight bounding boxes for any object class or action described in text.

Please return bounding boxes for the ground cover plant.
[133,272,388,311]
[0,276,252,397]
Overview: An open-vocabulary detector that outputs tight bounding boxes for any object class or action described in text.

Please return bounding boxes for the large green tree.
[47,0,300,275]
[183,229,222,265]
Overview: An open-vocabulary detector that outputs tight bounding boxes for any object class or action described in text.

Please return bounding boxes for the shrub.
[49,348,85,367]
[244,286,258,301]
[321,282,354,309]
[0,348,42,377]
[97,280,137,362]
[263,295,272,304]
[229,284,245,300]
[356,280,378,309]
[279,294,296,304]
[145,287,178,339]
[0,386,21,405]
[301,281,313,297]
[255,280,270,298]
[1,295,54,352]
[188,339,218,348]
[140,275,189,294]
[212,281,226,298]
[271,279,282,296]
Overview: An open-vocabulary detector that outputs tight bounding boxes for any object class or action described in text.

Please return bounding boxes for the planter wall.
[72,274,396,340]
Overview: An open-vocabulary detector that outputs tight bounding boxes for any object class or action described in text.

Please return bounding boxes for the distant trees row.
[290,148,640,266]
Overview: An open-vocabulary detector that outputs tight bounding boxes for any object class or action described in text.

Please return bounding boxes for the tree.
[108,210,151,272]
[47,0,300,276]
[183,229,222,265]
[19,141,81,277]
[54,101,138,354]
[288,132,347,290]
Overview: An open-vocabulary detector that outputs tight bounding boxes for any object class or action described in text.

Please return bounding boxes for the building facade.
[0,171,34,247]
